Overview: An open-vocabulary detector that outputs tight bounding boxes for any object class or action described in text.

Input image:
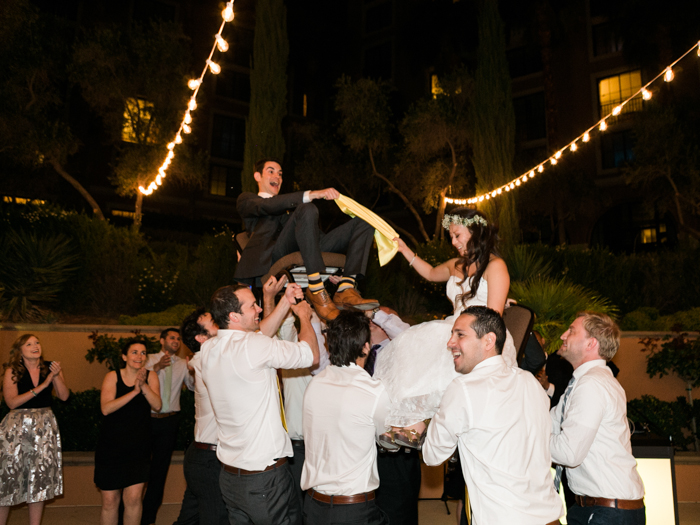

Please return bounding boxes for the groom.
[235,158,378,320]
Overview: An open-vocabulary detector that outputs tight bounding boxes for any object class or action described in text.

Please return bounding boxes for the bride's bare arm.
[395,238,455,282]
[483,258,510,315]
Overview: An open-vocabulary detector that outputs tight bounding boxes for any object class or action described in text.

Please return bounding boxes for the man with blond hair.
[551,311,645,524]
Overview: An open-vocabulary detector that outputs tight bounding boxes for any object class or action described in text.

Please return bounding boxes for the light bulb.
[642,88,652,100]
[550,158,558,165]
[139,186,147,195]
[583,132,590,142]
[697,41,700,56]
[156,175,162,185]
[184,113,192,124]
[167,142,175,150]
[505,186,511,192]
[207,60,221,74]
[664,67,674,82]
[188,79,201,90]
[216,35,229,53]
[522,175,528,182]
[497,188,502,194]
[571,142,577,152]
[478,196,484,202]
[509,183,515,189]
[189,98,197,111]
[148,182,157,191]
[600,120,607,131]
[612,105,622,116]
[175,134,182,144]
[485,194,490,200]
[529,170,535,178]
[515,179,521,186]
[492,191,498,197]
[159,167,166,176]
[167,151,175,160]
[555,150,562,159]
[183,123,192,134]
[538,165,544,173]
[222,3,234,22]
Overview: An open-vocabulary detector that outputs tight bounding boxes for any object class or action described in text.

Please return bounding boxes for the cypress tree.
[241,0,289,192]
[469,0,519,248]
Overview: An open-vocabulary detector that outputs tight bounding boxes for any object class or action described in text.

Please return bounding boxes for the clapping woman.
[0,334,70,525]
[94,339,161,525]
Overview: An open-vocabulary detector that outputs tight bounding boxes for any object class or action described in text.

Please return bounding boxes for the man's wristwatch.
[370,307,380,320]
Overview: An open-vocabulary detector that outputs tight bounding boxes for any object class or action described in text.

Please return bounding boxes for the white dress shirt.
[145,351,195,414]
[201,328,312,470]
[423,355,563,525]
[301,364,391,495]
[259,191,312,203]
[279,318,329,441]
[550,359,645,500]
[189,353,217,445]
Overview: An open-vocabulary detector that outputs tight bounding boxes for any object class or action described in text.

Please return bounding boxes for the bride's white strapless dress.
[373,275,517,427]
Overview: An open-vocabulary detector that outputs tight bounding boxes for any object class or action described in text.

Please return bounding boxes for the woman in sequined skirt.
[0,334,69,525]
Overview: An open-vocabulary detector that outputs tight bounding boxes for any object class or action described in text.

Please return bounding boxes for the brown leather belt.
[546,520,561,525]
[575,495,645,510]
[223,457,287,475]
[193,441,217,451]
[151,412,178,418]
[308,489,375,505]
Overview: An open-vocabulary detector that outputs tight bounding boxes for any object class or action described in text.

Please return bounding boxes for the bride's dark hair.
[445,207,500,309]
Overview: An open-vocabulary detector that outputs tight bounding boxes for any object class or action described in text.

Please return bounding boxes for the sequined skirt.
[0,407,63,505]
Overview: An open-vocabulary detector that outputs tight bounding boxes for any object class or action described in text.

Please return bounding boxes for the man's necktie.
[277,375,288,432]
[162,360,172,413]
[553,376,576,490]
[365,344,381,377]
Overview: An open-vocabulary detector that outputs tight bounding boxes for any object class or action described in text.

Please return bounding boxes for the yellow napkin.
[334,194,399,266]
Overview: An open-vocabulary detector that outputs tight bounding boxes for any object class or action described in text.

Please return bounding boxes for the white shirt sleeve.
[248,332,313,371]
[303,191,311,203]
[372,389,392,437]
[422,380,465,466]
[373,310,411,340]
[550,377,606,467]
[312,322,330,375]
[546,383,555,398]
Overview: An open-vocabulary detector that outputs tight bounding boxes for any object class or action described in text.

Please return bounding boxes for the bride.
[374,207,515,449]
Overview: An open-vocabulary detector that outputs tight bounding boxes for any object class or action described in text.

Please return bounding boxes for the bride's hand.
[394,238,411,257]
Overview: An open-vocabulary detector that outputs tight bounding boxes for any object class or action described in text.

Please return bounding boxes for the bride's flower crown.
[442,213,488,230]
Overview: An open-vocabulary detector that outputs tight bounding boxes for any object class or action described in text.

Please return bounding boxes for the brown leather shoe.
[333,288,380,311]
[305,288,340,321]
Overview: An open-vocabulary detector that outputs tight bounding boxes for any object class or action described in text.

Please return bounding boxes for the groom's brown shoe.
[305,288,340,321]
[333,288,380,311]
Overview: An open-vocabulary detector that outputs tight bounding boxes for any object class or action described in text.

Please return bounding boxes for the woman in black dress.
[0,334,69,525]
[94,338,161,525]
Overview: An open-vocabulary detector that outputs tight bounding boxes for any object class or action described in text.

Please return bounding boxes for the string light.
[444,41,700,206]
[664,67,674,82]
[139,2,236,196]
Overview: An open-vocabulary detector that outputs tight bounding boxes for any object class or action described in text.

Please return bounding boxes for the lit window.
[122,97,157,144]
[598,71,642,117]
[431,75,443,99]
[640,228,657,244]
[111,209,136,219]
[210,166,228,196]
[3,196,46,205]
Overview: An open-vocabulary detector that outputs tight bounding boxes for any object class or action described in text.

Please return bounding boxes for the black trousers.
[287,440,306,508]
[219,461,301,525]
[375,447,421,525]
[271,203,375,277]
[302,493,388,525]
[172,442,228,525]
[141,413,180,525]
[567,504,646,525]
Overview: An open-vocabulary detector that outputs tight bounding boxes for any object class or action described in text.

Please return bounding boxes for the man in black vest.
[235,158,378,321]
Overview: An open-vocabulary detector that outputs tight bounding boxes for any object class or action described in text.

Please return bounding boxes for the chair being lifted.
[502,303,536,367]
[233,231,347,288]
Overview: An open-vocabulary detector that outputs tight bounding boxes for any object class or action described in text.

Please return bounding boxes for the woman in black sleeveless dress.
[0,334,70,525]
[94,338,161,525]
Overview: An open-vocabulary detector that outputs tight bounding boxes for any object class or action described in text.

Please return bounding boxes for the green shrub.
[119,304,197,326]
[627,395,697,450]
[621,307,700,331]
[0,230,79,321]
[53,389,103,451]
[510,276,618,352]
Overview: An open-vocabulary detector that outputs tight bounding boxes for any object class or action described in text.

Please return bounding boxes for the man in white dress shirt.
[550,312,645,524]
[142,328,195,525]
[202,283,319,525]
[173,308,227,525]
[301,310,391,524]
[422,306,563,525]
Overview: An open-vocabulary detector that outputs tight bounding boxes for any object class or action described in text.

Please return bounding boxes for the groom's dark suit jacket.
[235,191,306,279]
